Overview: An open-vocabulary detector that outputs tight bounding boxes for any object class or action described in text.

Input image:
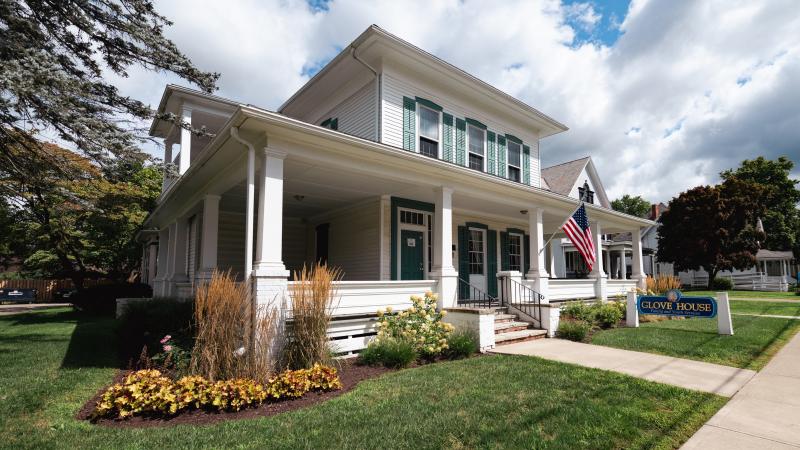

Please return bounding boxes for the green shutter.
[523,144,531,185]
[443,113,454,162]
[524,234,531,275]
[488,229,497,297]
[487,131,496,175]
[500,231,509,271]
[415,96,443,112]
[331,118,339,131]
[455,118,466,166]
[457,226,469,299]
[402,96,416,151]
[497,136,507,178]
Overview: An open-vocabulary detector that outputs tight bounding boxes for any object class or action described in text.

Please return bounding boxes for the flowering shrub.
[151,334,191,375]
[375,291,454,357]
[92,364,342,419]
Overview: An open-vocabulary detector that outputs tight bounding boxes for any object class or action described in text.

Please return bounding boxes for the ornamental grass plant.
[284,264,342,370]
[645,275,682,294]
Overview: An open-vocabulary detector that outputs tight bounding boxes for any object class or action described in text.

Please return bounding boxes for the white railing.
[607,279,638,297]
[547,278,596,300]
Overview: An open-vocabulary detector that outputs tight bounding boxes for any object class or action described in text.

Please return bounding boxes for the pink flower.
[163,345,173,352]
[160,335,172,344]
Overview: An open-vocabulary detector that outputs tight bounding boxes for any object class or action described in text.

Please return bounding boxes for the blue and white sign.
[637,289,717,318]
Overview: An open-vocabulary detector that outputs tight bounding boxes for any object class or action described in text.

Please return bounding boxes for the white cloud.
[119,0,799,203]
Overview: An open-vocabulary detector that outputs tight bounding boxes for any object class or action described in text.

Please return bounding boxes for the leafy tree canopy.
[656,178,767,288]
[720,156,800,253]
[611,194,651,218]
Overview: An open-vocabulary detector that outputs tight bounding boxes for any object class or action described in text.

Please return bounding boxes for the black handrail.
[457,278,499,309]
[498,275,544,327]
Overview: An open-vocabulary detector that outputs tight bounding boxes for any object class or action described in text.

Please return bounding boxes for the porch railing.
[498,275,544,327]
[456,278,500,308]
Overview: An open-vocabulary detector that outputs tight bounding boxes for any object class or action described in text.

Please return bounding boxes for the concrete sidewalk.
[682,332,800,449]
[0,303,70,316]
[490,339,755,397]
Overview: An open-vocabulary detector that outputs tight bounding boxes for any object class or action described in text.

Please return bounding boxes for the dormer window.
[418,105,440,159]
[467,125,485,171]
[578,180,595,203]
[507,140,521,182]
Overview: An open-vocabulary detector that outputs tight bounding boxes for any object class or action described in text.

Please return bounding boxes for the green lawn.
[685,290,799,300]
[0,309,726,450]
[591,315,800,370]
[731,300,800,317]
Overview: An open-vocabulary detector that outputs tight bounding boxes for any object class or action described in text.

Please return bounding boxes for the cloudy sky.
[118,0,800,203]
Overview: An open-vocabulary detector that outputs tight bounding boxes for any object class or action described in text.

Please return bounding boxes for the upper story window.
[320,117,338,130]
[418,105,440,159]
[467,125,485,171]
[578,180,595,203]
[507,140,521,182]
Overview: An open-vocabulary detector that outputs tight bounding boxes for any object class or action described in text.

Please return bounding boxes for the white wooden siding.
[217,211,246,279]
[316,80,376,141]
[313,200,381,281]
[283,218,308,276]
[381,71,542,187]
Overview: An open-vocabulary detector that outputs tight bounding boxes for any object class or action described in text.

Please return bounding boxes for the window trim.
[466,123,486,171]
[507,232,523,272]
[416,103,441,159]
[506,139,522,182]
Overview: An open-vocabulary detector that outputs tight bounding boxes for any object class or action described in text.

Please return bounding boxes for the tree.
[0,136,160,288]
[0,0,218,179]
[611,194,651,218]
[657,178,766,288]
[720,156,800,256]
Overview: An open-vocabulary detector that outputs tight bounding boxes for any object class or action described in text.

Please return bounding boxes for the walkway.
[682,331,800,449]
[0,303,69,316]
[490,339,755,397]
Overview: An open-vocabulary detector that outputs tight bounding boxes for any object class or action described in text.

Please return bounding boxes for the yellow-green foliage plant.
[645,275,682,294]
[375,291,454,358]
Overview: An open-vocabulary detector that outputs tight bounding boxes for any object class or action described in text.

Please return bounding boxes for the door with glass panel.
[468,228,487,297]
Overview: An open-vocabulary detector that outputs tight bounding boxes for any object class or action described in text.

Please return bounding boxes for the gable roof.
[541,157,590,196]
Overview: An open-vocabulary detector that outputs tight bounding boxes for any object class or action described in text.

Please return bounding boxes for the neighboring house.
[642,205,798,291]
[139,25,652,344]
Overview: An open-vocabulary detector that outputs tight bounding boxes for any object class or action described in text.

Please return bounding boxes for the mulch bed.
[76,360,393,428]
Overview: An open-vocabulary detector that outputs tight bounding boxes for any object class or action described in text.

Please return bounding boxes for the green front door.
[400,229,424,280]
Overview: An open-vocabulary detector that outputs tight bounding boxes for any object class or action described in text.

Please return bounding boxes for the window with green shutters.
[487,131,496,175]
[402,96,416,151]
[497,136,507,178]
[442,113,454,162]
[455,118,466,166]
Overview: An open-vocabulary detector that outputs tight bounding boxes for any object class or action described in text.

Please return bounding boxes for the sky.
[115,0,800,203]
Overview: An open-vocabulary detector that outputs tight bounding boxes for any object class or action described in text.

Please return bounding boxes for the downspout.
[230,127,256,282]
[350,44,381,142]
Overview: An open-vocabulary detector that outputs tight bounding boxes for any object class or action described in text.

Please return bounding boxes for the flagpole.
[538,190,588,255]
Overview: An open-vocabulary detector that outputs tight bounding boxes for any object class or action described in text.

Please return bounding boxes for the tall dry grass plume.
[645,275,682,294]
[284,263,343,369]
[190,270,277,381]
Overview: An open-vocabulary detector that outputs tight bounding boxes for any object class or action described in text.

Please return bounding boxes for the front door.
[468,228,487,296]
[400,229,424,280]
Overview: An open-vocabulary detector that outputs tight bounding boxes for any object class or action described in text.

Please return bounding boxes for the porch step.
[494,329,547,345]
[494,321,532,334]
[494,313,518,323]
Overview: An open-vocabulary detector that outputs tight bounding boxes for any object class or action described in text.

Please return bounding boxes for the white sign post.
[716,291,734,335]
[626,291,639,328]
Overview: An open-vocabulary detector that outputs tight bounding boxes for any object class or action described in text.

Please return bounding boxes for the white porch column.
[167,218,189,297]
[153,227,169,297]
[432,187,458,309]
[632,227,646,289]
[163,141,174,192]
[253,147,290,303]
[619,249,627,280]
[762,260,767,275]
[146,242,158,286]
[526,208,549,298]
[590,221,607,299]
[178,106,192,175]
[548,240,557,278]
[196,194,221,283]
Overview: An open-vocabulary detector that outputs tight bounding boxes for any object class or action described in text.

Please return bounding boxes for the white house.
[138,26,653,346]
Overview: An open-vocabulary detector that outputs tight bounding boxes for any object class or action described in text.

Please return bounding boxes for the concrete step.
[494,313,518,323]
[494,321,532,334]
[494,329,547,345]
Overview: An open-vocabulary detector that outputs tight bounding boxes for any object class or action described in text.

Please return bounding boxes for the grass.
[591,315,800,370]
[731,300,800,317]
[0,308,727,449]
[684,290,799,300]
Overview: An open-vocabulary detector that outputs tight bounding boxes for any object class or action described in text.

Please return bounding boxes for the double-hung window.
[508,233,523,272]
[467,125,485,171]
[418,105,440,159]
[507,140,521,182]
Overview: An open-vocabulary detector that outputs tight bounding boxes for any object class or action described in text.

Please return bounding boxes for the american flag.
[563,203,596,271]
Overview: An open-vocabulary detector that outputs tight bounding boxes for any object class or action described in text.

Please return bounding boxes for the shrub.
[711,277,734,291]
[561,301,592,321]
[284,264,342,370]
[151,334,192,375]
[93,365,342,419]
[445,330,479,359]
[375,292,454,358]
[117,297,194,362]
[645,275,682,294]
[591,303,624,329]
[557,319,590,342]
[190,270,277,382]
[71,282,152,315]
[359,336,418,368]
